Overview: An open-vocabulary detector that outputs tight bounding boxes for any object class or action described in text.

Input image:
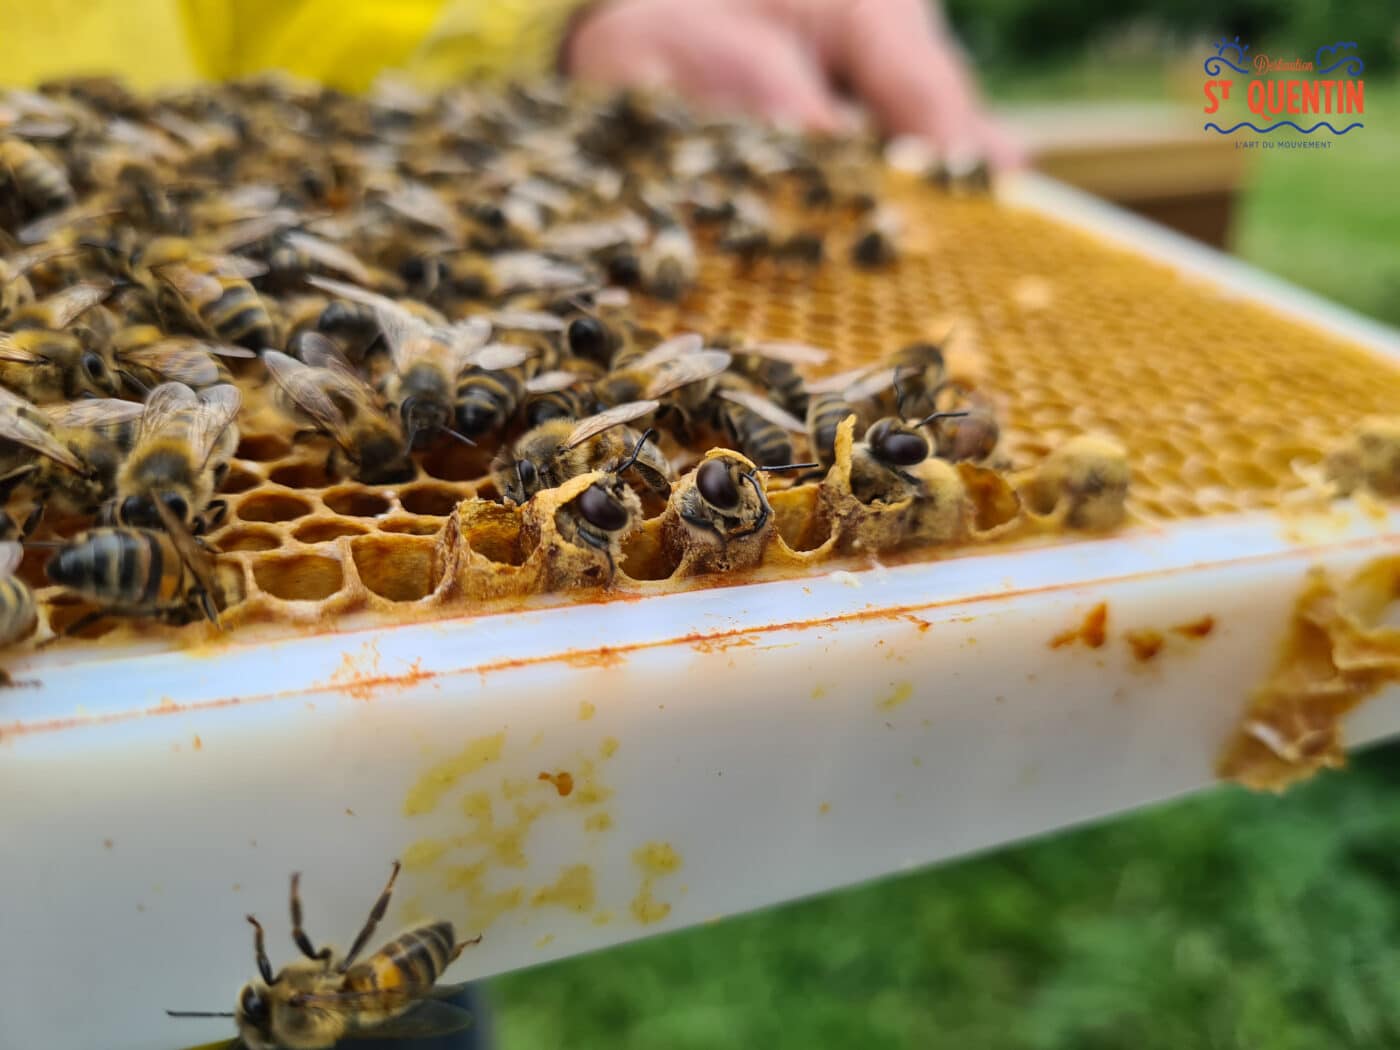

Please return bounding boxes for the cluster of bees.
[0,74,1129,664]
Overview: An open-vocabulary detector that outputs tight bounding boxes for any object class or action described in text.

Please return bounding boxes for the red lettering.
[1345,81,1364,113]
[1203,79,1232,114]
[1300,80,1319,112]
[1287,81,1302,113]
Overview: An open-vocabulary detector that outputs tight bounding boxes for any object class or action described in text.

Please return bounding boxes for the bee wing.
[468,341,531,371]
[804,366,870,395]
[594,286,631,310]
[746,340,831,367]
[379,183,457,234]
[156,264,226,328]
[0,540,22,577]
[718,388,806,432]
[489,309,565,333]
[204,254,270,280]
[16,201,120,244]
[283,230,374,285]
[136,381,201,443]
[306,275,423,371]
[344,999,475,1040]
[493,251,592,293]
[0,333,44,364]
[263,351,353,447]
[188,384,243,468]
[842,366,898,403]
[565,400,659,448]
[645,349,731,398]
[202,343,257,359]
[34,280,113,328]
[0,407,85,473]
[7,243,79,277]
[205,209,301,253]
[152,499,221,628]
[631,332,704,370]
[121,342,222,388]
[526,369,586,394]
[43,396,145,426]
[295,331,363,380]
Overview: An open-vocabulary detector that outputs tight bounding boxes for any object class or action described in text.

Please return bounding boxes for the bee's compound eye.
[516,459,538,491]
[162,493,189,522]
[870,421,928,467]
[696,459,740,510]
[81,352,105,380]
[577,483,629,532]
[120,495,152,526]
[239,986,269,1026]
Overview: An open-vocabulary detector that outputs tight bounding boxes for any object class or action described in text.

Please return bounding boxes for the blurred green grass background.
[492,57,1400,1050]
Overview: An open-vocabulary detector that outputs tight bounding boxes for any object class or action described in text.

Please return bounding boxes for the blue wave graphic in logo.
[1204,36,1251,75]
[1203,121,1364,135]
[1315,42,1364,75]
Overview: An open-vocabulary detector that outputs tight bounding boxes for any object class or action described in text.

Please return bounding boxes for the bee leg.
[37,607,127,646]
[338,860,401,972]
[289,872,334,967]
[448,933,484,962]
[203,501,228,531]
[247,915,276,984]
[19,503,44,540]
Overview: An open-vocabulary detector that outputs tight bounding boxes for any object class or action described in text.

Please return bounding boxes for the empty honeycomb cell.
[216,527,282,552]
[419,442,496,483]
[351,535,440,602]
[235,435,292,462]
[399,485,462,517]
[269,460,334,489]
[620,522,681,581]
[236,492,314,523]
[771,486,832,552]
[252,553,344,602]
[292,519,369,544]
[379,517,444,536]
[323,488,392,518]
[219,465,263,495]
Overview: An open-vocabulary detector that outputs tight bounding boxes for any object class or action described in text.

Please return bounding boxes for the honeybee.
[406,249,592,305]
[0,328,122,403]
[640,224,696,301]
[724,338,825,419]
[307,275,527,448]
[674,451,814,544]
[166,862,480,1050]
[555,470,645,580]
[0,244,79,321]
[1025,433,1130,530]
[0,137,74,227]
[848,410,967,506]
[0,386,125,515]
[4,278,114,332]
[108,381,242,533]
[110,325,256,393]
[806,390,860,470]
[43,518,222,638]
[1325,415,1400,498]
[522,359,605,426]
[89,234,278,351]
[0,541,38,662]
[592,333,731,431]
[840,341,948,421]
[930,381,1000,463]
[850,207,901,268]
[263,337,414,484]
[492,401,668,505]
[710,376,807,468]
[38,395,146,513]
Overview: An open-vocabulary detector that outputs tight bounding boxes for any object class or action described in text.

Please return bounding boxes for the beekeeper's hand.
[564,0,1023,168]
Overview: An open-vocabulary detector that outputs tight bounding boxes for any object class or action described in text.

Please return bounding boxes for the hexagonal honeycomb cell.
[151,177,1390,632]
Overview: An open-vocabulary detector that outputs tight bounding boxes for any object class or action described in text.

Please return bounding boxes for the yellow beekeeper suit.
[1,0,584,91]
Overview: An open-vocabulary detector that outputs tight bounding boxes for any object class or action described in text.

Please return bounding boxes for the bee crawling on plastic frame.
[167,861,481,1050]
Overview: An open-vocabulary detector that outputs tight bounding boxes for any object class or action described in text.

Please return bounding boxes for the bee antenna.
[615,428,654,475]
[21,540,63,550]
[166,1010,236,1018]
[892,366,910,419]
[759,462,818,473]
[118,370,151,396]
[436,425,477,448]
[915,410,968,429]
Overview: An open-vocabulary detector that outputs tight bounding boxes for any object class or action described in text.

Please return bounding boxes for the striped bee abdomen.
[0,575,37,646]
[44,528,185,609]
[349,922,459,996]
[455,365,528,438]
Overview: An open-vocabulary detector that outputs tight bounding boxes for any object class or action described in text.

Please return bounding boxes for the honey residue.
[538,770,575,796]
[403,732,506,816]
[1125,629,1165,662]
[1173,615,1216,639]
[633,842,683,874]
[531,864,596,913]
[579,701,596,721]
[1050,602,1109,649]
[631,841,683,925]
[879,681,913,710]
[1219,558,1400,791]
[585,812,614,832]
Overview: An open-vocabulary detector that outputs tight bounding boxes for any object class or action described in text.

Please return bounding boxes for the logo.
[1203,37,1364,145]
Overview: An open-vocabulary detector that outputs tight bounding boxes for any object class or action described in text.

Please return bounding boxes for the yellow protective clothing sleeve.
[0,0,586,92]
